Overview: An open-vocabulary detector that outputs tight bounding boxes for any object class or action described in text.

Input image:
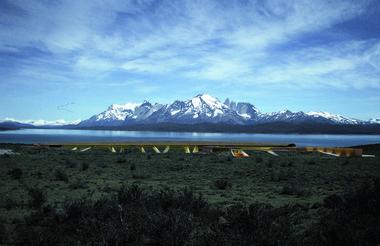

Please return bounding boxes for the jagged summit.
[75,94,373,127]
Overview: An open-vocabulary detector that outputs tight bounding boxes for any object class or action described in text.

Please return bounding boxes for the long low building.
[33,141,376,158]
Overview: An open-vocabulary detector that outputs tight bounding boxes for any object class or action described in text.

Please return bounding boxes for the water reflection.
[0,129,379,147]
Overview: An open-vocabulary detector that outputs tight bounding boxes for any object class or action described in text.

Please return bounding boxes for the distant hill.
[0,126,19,131]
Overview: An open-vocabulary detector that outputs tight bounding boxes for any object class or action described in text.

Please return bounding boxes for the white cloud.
[1,0,378,90]
[76,56,116,71]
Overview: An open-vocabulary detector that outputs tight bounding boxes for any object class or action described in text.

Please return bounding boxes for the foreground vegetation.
[0,143,380,245]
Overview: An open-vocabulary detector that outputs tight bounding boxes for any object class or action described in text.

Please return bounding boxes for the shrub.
[12,181,380,246]
[4,198,18,210]
[96,162,107,168]
[81,161,90,171]
[266,159,274,168]
[54,168,69,183]
[118,184,144,204]
[255,156,263,163]
[304,178,380,245]
[14,185,305,245]
[1,153,10,159]
[280,183,306,197]
[323,194,343,209]
[132,172,151,179]
[69,178,88,190]
[214,178,231,190]
[0,217,7,244]
[27,187,46,209]
[8,167,23,179]
[169,164,183,171]
[270,169,292,182]
[130,163,136,171]
[65,159,77,168]
[116,157,127,163]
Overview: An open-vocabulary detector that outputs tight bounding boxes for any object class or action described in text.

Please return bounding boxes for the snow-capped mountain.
[78,101,164,126]
[306,111,364,125]
[225,99,261,121]
[78,93,373,126]
[370,118,380,124]
[0,118,78,127]
[145,94,245,124]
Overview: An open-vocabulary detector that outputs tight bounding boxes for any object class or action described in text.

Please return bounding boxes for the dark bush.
[280,183,306,197]
[118,184,144,203]
[54,167,69,183]
[96,162,107,168]
[65,159,77,168]
[132,172,151,179]
[12,181,380,246]
[270,169,293,182]
[69,178,88,190]
[116,157,126,163]
[1,153,10,159]
[8,167,23,179]
[304,178,380,245]
[214,178,230,190]
[15,185,216,245]
[130,163,136,171]
[4,198,18,210]
[80,161,89,171]
[27,188,46,210]
[323,194,343,209]
[255,156,263,163]
[0,217,7,244]
[266,159,274,168]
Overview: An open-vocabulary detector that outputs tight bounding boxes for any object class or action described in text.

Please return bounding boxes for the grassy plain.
[0,143,379,245]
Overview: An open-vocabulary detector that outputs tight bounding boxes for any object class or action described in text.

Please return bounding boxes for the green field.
[1,143,380,245]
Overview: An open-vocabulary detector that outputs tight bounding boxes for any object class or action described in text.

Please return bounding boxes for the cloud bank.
[0,0,379,120]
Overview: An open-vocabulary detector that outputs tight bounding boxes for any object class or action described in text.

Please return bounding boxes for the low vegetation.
[0,143,379,245]
[7,167,23,179]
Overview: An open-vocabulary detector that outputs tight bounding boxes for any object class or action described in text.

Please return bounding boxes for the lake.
[0,129,380,147]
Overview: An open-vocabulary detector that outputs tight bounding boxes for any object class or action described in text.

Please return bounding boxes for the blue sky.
[0,0,379,122]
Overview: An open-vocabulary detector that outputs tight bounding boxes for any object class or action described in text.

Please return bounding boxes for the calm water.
[0,129,380,147]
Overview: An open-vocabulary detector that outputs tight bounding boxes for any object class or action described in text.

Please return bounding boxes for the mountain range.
[1,94,379,133]
[78,94,375,127]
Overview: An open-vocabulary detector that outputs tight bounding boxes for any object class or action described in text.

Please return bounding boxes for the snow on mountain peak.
[107,103,140,111]
[370,118,380,124]
[75,94,375,126]
[278,109,292,114]
[97,102,141,121]
[191,93,226,110]
[5,94,376,128]
[1,118,74,126]
[306,111,360,124]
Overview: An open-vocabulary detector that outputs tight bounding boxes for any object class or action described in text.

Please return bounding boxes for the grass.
[0,143,380,244]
